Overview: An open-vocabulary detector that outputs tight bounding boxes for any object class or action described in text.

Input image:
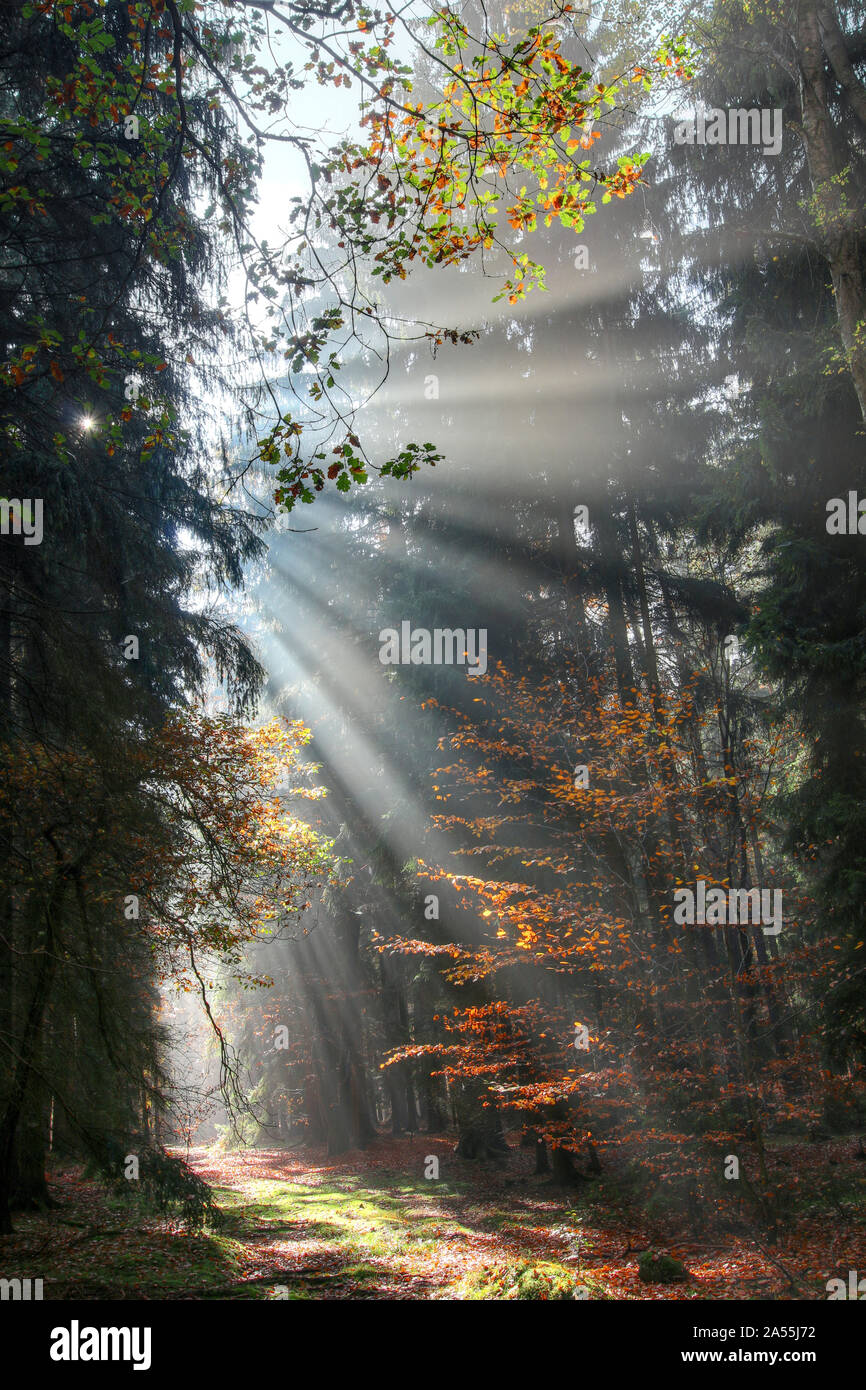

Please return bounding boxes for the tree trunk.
[454,1081,508,1160]
[0,873,65,1233]
[798,0,866,419]
[11,1107,51,1211]
[550,1145,586,1186]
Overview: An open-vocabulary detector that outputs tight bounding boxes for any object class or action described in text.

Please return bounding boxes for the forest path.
[187,1136,588,1299]
[183,1135,851,1300]
[1,1135,858,1298]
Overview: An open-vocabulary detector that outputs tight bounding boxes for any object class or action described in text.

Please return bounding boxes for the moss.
[461,1259,601,1300]
[638,1250,689,1283]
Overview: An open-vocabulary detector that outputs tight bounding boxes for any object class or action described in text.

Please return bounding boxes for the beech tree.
[384,649,833,1225]
[1,0,691,508]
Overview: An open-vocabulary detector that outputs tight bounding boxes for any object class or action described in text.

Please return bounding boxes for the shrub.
[638,1250,689,1283]
[91,1137,222,1231]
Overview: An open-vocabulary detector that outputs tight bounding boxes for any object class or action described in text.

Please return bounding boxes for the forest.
[1,0,865,1335]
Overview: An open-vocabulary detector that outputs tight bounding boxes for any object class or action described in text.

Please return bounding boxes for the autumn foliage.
[381,653,860,1224]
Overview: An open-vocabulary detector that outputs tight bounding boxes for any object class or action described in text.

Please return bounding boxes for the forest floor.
[3,1133,865,1299]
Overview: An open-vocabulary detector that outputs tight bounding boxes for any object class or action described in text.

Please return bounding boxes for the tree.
[683,0,866,419]
[660,0,866,1064]
[387,649,830,1226]
[0,712,334,1231]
